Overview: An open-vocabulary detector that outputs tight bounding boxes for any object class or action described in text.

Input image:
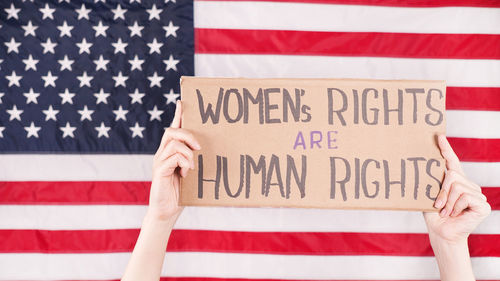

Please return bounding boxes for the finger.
[170,100,182,129]
[438,134,465,175]
[441,182,464,217]
[434,187,448,209]
[161,153,191,177]
[160,128,201,152]
[159,140,195,169]
[451,193,491,218]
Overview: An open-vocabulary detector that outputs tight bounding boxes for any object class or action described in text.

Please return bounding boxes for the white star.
[23,88,40,104]
[129,89,145,104]
[0,59,3,70]
[76,38,92,54]
[112,71,128,87]
[59,88,75,104]
[165,0,176,3]
[59,0,71,3]
[93,21,109,37]
[164,89,180,104]
[147,38,163,54]
[94,55,109,71]
[77,71,93,87]
[113,105,128,121]
[57,21,73,37]
[5,3,20,20]
[24,122,41,138]
[41,38,57,54]
[78,105,94,121]
[130,0,141,3]
[6,71,22,87]
[23,54,39,71]
[0,127,4,138]
[39,4,56,20]
[95,0,106,3]
[60,122,76,138]
[128,55,144,71]
[163,21,179,38]
[163,54,179,71]
[58,55,74,71]
[148,105,164,121]
[146,4,162,20]
[95,122,111,138]
[129,122,145,138]
[111,5,127,20]
[147,72,163,88]
[41,71,57,87]
[128,21,143,37]
[7,105,23,121]
[112,38,127,54]
[0,93,4,104]
[76,4,91,20]
[5,38,21,54]
[22,21,38,37]
[94,88,110,104]
[42,105,59,121]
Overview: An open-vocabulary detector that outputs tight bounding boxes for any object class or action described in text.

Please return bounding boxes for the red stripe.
[195,29,500,59]
[0,229,498,257]
[483,187,500,210]
[195,0,500,7]
[448,138,500,162]
[446,87,500,111]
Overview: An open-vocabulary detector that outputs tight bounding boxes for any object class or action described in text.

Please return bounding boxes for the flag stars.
[22,21,38,37]
[93,21,109,37]
[113,105,129,121]
[6,71,22,87]
[128,21,144,37]
[147,38,163,54]
[0,127,4,138]
[60,122,77,138]
[94,88,110,104]
[41,38,57,54]
[58,55,74,71]
[77,71,93,87]
[112,38,127,54]
[23,54,39,71]
[5,38,21,54]
[130,122,145,138]
[163,21,179,38]
[57,21,73,37]
[148,72,163,88]
[41,71,57,87]
[112,72,128,87]
[0,93,4,104]
[112,5,127,20]
[76,4,91,20]
[95,122,111,138]
[163,55,180,71]
[129,89,145,104]
[24,88,40,104]
[148,105,164,121]
[5,3,21,20]
[59,88,76,104]
[39,4,56,20]
[24,122,41,138]
[78,105,94,121]
[7,105,23,121]
[147,4,162,20]
[129,55,144,71]
[77,38,92,54]
[43,105,59,121]
[94,55,110,71]
[164,89,180,104]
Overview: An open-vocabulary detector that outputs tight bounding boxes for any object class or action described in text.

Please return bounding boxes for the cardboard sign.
[180,77,446,211]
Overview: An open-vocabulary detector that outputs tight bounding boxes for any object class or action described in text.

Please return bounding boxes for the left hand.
[423,135,491,244]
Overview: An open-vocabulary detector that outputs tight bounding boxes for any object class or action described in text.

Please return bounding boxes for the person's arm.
[424,135,491,281]
[122,100,200,281]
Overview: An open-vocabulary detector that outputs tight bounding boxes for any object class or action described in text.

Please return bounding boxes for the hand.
[147,100,201,222]
[423,135,491,244]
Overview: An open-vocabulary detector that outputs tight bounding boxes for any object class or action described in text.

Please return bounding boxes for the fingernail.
[434,199,443,208]
[440,208,447,217]
[195,143,201,150]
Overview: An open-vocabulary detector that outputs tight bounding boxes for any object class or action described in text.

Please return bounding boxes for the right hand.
[147,100,201,222]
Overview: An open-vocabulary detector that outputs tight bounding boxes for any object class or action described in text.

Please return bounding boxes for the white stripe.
[194,1,500,34]
[447,110,500,139]
[0,205,498,234]
[0,252,498,280]
[195,54,500,87]
[462,162,500,187]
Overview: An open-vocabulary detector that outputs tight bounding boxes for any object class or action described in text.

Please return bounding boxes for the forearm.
[121,211,177,281]
[429,235,475,281]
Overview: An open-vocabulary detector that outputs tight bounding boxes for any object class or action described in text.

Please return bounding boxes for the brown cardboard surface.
[179,77,446,211]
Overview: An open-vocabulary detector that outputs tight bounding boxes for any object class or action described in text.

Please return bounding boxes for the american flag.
[0,0,499,280]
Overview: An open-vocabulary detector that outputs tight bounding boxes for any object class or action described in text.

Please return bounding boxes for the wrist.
[429,235,474,281]
[143,209,179,230]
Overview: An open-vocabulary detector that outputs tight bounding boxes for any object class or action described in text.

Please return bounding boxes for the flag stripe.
[0,229,498,257]
[195,29,500,59]
[1,252,499,280]
[194,1,500,34]
[446,87,500,111]
[1,205,499,234]
[1,182,499,209]
[448,138,500,163]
